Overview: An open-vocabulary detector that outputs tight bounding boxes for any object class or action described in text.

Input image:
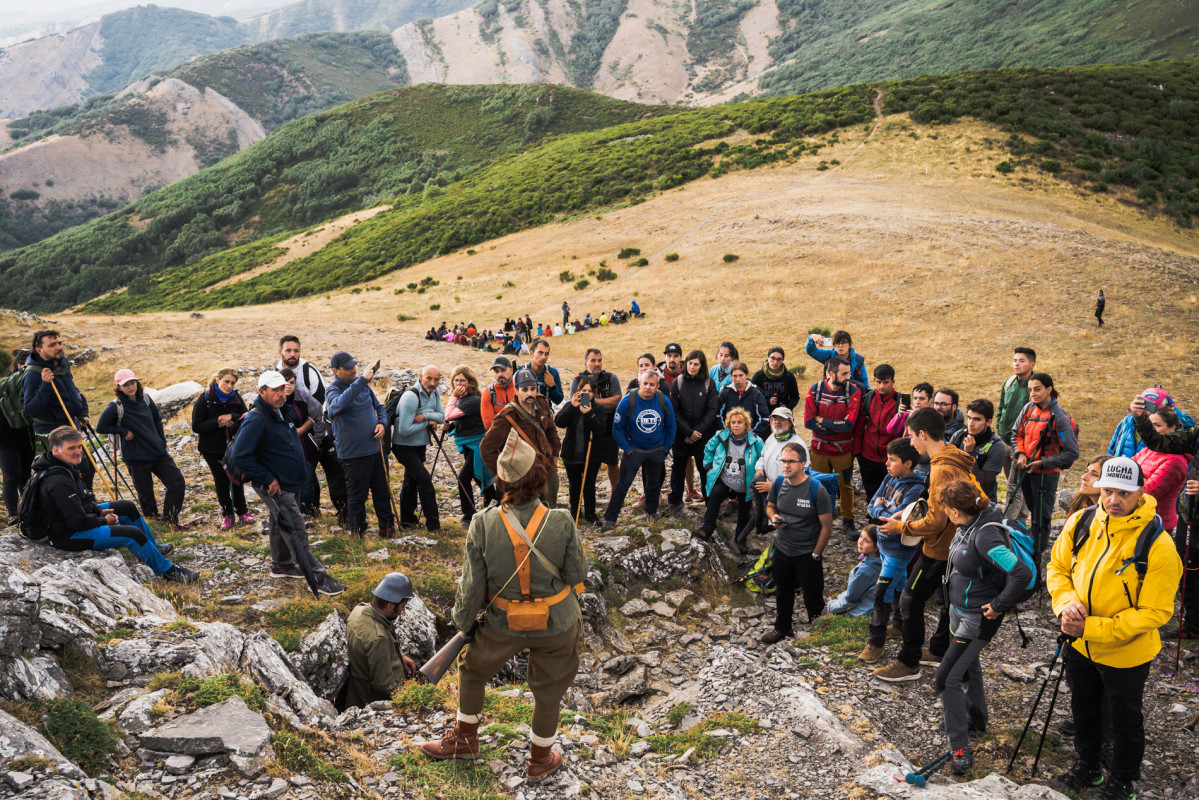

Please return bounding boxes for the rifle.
[419,618,479,684]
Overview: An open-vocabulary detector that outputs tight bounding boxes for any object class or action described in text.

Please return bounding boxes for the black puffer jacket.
[669,372,719,442]
[191,385,249,457]
[32,454,107,550]
[554,402,609,464]
[945,503,1034,616]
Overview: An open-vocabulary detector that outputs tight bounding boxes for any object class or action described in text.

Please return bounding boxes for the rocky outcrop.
[395,596,437,664]
[0,565,40,657]
[295,611,347,700]
[138,695,273,778]
[240,631,334,727]
[593,529,727,586]
[0,707,86,780]
[146,381,205,417]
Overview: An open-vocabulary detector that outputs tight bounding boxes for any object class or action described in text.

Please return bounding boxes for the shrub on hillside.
[1039,159,1063,174]
[596,267,617,281]
[40,698,117,776]
[617,247,641,259]
[574,279,590,290]
[631,258,648,267]
[664,252,679,262]
[430,303,441,310]
[996,161,1014,174]
[559,270,574,282]
[723,254,740,263]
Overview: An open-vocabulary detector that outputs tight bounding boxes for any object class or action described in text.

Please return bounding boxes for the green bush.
[808,325,831,336]
[396,313,415,321]
[40,698,117,776]
[722,253,740,263]
[1039,159,1063,174]
[996,161,1014,174]
[596,267,617,281]
[271,732,347,782]
[574,279,590,290]
[631,257,648,267]
[178,673,265,711]
[430,303,441,310]
[664,252,679,262]
[617,247,641,259]
[559,270,574,282]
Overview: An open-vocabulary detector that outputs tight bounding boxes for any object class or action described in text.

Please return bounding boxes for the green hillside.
[760,0,1199,97]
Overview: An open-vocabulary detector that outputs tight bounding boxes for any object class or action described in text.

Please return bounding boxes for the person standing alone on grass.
[761,442,832,644]
[392,366,444,533]
[1095,289,1105,327]
[803,355,862,537]
[996,347,1036,521]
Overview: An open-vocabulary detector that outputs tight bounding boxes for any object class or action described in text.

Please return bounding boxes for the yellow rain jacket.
[1047,493,1182,668]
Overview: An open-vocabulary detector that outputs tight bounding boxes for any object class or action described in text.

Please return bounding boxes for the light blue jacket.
[391,386,445,448]
[709,365,734,393]
[324,376,386,460]
[827,554,882,616]
[804,338,870,389]
[702,429,763,500]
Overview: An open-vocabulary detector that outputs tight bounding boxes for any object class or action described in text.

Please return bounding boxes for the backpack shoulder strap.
[1071,506,1099,559]
[109,399,123,426]
[773,475,785,494]
[656,390,669,418]
[1131,515,1167,582]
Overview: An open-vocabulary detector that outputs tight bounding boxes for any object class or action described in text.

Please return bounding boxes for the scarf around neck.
[213,384,237,403]
[762,361,786,380]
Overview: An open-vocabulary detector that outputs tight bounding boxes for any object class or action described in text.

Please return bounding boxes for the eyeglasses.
[932,402,952,408]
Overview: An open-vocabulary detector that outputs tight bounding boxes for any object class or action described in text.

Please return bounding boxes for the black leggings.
[701,480,751,536]
[126,455,186,520]
[0,437,35,518]
[202,453,247,516]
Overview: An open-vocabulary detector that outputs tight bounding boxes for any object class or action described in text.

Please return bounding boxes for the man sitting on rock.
[30,426,197,583]
[345,573,418,708]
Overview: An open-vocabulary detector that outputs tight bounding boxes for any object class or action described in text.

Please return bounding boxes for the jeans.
[202,453,247,516]
[857,455,888,507]
[809,450,854,522]
[1064,646,1151,783]
[69,500,170,574]
[392,445,439,531]
[667,438,708,505]
[126,455,186,519]
[604,449,665,522]
[0,436,35,518]
[1021,470,1060,555]
[253,487,327,582]
[935,611,1002,749]
[897,552,950,668]
[773,550,825,633]
[564,457,603,522]
[700,480,750,537]
[342,453,395,533]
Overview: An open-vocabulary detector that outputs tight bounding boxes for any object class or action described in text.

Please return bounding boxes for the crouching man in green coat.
[345,573,418,708]
[419,428,588,783]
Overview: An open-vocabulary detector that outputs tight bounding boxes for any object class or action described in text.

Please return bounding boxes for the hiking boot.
[839,518,858,540]
[857,644,884,663]
[760,629,789,645]
[156,542,175,557]
[886,625,903,639]
[526,743,563,782]
[379,526,397,539]
[873,661,920,682]
[220,515,235,531]
[163,564,199,584]
[270,565,305,580]
[634,494,646,509]
[666,502,684,516]
[692,529,713,542]
[1051,761,1104,793]
[238,513,255,525]
[950,746,972,775]
[1097,778,1134,800]
[420,721,480,760]
[919,649,942,666]
[4,515,17,528]
[1160,626,1199,640]
[317,578,346,597]
[599,520,616,532]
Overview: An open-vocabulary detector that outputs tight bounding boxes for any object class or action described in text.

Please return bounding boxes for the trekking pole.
[903,751,953,787]
[377,438,401,538]
[432,432,476,516]
[81,426,124,499]
[82,422,137,498]
[576,432,592,525]
[1029,639,1070,778]
[1006,633,1072,774]
[49,380,117,501]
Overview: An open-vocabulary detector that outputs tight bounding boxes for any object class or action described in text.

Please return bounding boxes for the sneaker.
[317,578,346,597]
[685,490,703,504]
[599,520,616,532]
[886,625,903,639]
[873,661,920,682]
[162,564,199,584]
[950,746,972,775]
[270,565,305,580]
[1097,779,1135,800]
[760,629,788,645]
[219,515,235,531]
[857,644,884,663]
[156,542,175,557]
[238,513,255,525]
[839,518,858,540]
[919,649,942,666]
[1051,761,1104,793]
[633,494,646,509]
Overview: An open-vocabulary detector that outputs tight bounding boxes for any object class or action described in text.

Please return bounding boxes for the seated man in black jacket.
[32,426,196,583]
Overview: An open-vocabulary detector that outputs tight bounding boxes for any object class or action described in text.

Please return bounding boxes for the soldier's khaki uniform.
[345,602,407,708]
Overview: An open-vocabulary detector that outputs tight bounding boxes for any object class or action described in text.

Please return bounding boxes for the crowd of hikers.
[424,301,645,354]
[0,317,1194,799]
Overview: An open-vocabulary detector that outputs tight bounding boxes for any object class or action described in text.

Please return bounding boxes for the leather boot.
[526,743,562,782]
[419,721,479,760]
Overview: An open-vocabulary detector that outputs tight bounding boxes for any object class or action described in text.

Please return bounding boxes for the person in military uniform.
[345,573,417,708]
[420,428,587,783]
[481,369,561,508]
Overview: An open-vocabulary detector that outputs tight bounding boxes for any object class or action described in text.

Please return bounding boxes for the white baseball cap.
[1093,456,1144,492]
[257,370,286,389]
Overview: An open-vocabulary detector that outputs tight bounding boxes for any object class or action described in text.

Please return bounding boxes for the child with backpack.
[826,527,882,617]
[936,479,1034,776]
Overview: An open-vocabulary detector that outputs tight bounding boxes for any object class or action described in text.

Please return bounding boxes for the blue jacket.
[709,365,734,393]
[612,391,676,453]
[827,554,882,616]
[702,429,764,500]
[525,363,564,404]
[22,353,87,434]
[804,338,870,389]
[325,376,386,460]
[231,396,307,494]
[96,393,167,463]
[391,386,445,448]
[866,472,926,522]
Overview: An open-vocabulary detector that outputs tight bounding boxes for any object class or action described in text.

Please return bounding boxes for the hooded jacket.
[1132,446,1189,529]
[866,472,927,522]
[1132,415,1199,521]
[1048,494,1182,668]
[31,453,107,549]
[191,385,249,457]
[22,353,87,434]
[898,445,976,561]
[717,384,771,439]
[96,392,168,464]
[670,372,719,442]
[702,429,764,500]
[804,338,869,389]
[945,503,1033,617]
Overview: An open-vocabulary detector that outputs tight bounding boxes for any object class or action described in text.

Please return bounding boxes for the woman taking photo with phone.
[555,373,607,525]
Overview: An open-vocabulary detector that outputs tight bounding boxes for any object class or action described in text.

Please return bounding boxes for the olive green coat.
[345,603,406,707]
[452,500,588,636]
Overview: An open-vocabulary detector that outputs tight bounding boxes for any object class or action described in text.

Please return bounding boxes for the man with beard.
[949,398,1006,502]
[22,329,93,490]
[525,339,564,405]
[658,344,685,386]
[481,356,516,429]
[570,349,622,491]
[803,356,862,536]
[277,334,346,521]
[935,388,965,442]
[482,370,561,508]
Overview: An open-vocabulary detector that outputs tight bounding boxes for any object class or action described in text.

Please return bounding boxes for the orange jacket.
[481,382,515,429]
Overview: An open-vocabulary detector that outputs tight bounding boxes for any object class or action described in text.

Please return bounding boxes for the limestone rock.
[240,631,334,726]
[295,611,348,700]
[609,665,649,704]
[856,764,1068,799]
[117,689,169,735]
[0,654,72,701]
[138,695,272,776]
[145,381,205,417]
[0,565,40,657]
[102,621,243,679]
[599,529,727,586]
[0,707,86,779]
[621,599,650,617]
[395,596,437,663]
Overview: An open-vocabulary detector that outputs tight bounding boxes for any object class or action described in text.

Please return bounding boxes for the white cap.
[257,371,286,389]
[1093,456,1143,492]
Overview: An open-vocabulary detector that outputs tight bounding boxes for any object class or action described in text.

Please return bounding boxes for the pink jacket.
[1133,446,1190,529]
[885,409,910,438]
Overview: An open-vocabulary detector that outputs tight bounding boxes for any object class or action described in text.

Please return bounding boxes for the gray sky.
[0,1,294,46]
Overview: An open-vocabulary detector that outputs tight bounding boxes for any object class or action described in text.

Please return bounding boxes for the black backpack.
[221,408,262,486]
[18,465,71,541]
[1070,505,1166,585]
[382,387,416,451]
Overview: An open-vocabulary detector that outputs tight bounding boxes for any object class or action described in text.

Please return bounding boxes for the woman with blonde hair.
[697,406,763,546]
[442,365,495,523]
[191,368,251,530]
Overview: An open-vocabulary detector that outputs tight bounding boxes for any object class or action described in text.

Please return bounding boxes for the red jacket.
[803,378,862,456]
[854,389,900,463]
[1133,447,1190,529]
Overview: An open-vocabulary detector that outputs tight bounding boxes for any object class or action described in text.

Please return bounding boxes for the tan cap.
[496,428,537,482]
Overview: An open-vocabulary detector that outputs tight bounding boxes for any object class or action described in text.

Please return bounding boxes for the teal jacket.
[702,429,763,500]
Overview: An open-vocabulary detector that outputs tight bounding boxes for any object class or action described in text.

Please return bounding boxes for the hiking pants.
[69,500,170,575]
[201,453,247,517]
[341,453,396,533]
[935,610,1002,750]
[0,436,34,518]
[604,449,665,522]
[126,455,185,520]
[1175,519,1199,633]
[897,553,950,668]
[1064,647,1150,783]
[459,622,580,740]
[700,480,750,538]
[253,487,327,581]
[391,445,438,531]
[1002,451,1028,522]
[866,575,906,647]
[668,438,708,506]
[313,437,347,520]
[1020,470,1059,555]
[564,457,602,523]
[857,455,888,508]
[773,551,824,633]
[810,450,854,522]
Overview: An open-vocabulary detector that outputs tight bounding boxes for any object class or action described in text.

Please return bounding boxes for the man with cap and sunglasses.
[232,371,344,594]
[1047,455,1182,800]
[482,369,561,507]
[345,572,418,708]
[481,355,516,430]
[325,351,395,538]
[420,427,587,783]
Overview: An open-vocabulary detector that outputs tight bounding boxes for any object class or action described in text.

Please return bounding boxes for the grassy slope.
[761,0,1199,97]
